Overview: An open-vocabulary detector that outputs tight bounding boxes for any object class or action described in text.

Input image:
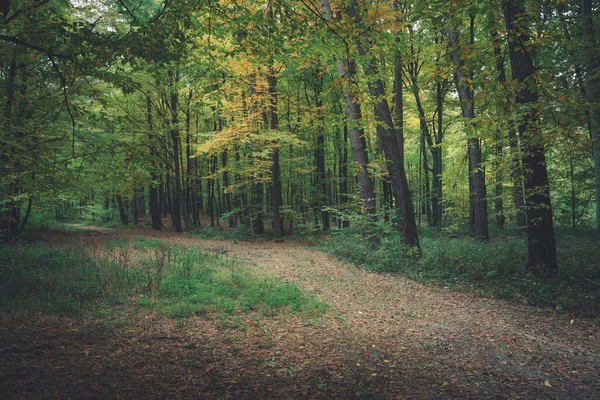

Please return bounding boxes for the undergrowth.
[323,224,600,318]
[0,238,325,319]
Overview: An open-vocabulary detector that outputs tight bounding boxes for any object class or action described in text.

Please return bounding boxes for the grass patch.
[0,244,145,315]
[157,245,326,318]
[0,238,326,319]
[322,226,600,318]
[190,225,256,241]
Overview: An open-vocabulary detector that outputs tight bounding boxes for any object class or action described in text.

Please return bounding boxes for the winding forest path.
[2,226,599,399]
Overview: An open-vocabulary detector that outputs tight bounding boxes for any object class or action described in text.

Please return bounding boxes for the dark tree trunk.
[582,0,600,233]
[138,187,145,217]
[132,194,139,225]
[310,69,330,231]
[267,69,284,237]
[346,1,419,248]
[222,149,235,228]
[321,0,377,219]
[147,96,162,230]
[168,70,184,232]
[116,194,129,225]
[149,180,161,230]
[504,0,557,276]
[209,155,216,227]
[494,135,505,228]
[421,131,432,226]
[408,70,443,227]
[251,182,264,234]
[185,90,199,227]
[448,27,489,241]
[431,62,446,227]
[16,196,33,235]
[340,118,350,228]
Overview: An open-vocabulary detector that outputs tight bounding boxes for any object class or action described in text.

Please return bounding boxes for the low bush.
[323,223,600,318]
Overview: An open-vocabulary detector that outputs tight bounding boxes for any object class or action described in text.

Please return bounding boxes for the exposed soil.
[1,225,599,399]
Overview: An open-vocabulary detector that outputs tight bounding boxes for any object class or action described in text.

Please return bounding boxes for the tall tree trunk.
[209,155,216,227]
[504,0,557,276]
[132,194,139,225]
[16,196,33,235]
[149,180,161,230]
[185,90,199,227]
[339,109,350,228]
[168,69,185,232]
[489,13,523,231]
[267,69,284,237]
[116,194,129,225]
[490,24,506,229]
[448,27,489,241]
[345,2,419,248]
[582,0,600,233]
[320,0,377,219]
[222,149,235,228]
[407,52,444,227]
[431,76,445,227]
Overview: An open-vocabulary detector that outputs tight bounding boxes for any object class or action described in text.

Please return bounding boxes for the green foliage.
[323,223,600,318]
[159,245,326,319]
[0,239,326,319]
[191,225,255,241]
[0,244,145,315]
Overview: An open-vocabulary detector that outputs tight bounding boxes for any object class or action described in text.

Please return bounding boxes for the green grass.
[156,246,326,318]
[0,239,326,319]
[190,225,255,241]
[0,244,145,315]
[322,226,600,318]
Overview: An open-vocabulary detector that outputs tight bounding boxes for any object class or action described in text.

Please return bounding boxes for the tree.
[320,0,377,219]
[581,0,600,233]
[448,11,489,241]
[346,0,420,248]
[504,0,557,276]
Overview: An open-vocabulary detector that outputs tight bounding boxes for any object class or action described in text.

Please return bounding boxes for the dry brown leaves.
[1,225,599,399]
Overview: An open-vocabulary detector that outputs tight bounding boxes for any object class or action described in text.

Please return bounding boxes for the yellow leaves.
[229,58,257,77]
[544,380,552,387]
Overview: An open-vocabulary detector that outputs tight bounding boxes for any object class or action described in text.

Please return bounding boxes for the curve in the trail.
[40,227,600,399]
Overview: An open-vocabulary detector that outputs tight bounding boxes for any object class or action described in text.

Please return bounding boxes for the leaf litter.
[1,226,599,399]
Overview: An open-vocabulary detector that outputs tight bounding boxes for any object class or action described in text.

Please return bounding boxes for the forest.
[1,0,600,399]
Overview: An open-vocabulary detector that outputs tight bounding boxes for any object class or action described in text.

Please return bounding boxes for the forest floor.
[1,225,599,399]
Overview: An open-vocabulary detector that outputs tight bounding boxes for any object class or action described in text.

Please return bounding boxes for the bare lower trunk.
[448,27,489,241]
[582,0,600,233]
[504,0,557,276]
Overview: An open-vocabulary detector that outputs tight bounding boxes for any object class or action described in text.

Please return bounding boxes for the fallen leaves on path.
[2,227,599,399]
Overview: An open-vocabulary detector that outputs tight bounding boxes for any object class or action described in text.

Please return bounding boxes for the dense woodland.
[2,0,600,277]
[3,2,600,397]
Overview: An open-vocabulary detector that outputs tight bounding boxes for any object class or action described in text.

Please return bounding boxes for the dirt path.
[2,227,599,399]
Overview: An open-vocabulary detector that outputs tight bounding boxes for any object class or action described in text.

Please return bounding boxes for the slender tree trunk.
[448,27,489,241]
[132,194,139,225]
[116,194,129,225]
[149,181,161,230]
[344,2,419,248]
[185,91,199,227]
[340,115,350,228]
[267,69,284,237]
[168,70,185,232]
[409,72,444,227]
[431,79,444,227]
[582,0,600,233]
[209,155,216,227]
[489,16,523,231]
[320,0,377,219]
[222,149,235,228]
[16,196,32,235]
[504,0,557,276]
